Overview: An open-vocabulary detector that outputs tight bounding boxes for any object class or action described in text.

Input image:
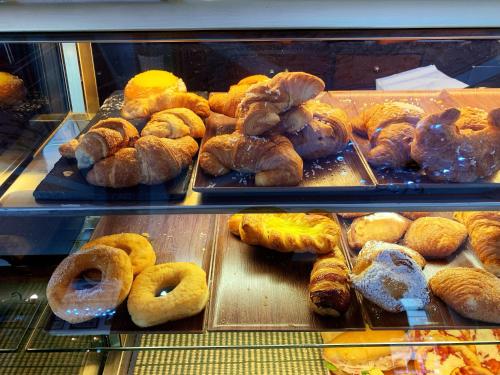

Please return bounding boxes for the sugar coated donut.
[47,245,133,324]
[127,262,209,327]
[81,233,156,276]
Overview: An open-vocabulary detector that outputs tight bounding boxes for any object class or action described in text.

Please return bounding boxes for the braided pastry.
[411,108,500,182]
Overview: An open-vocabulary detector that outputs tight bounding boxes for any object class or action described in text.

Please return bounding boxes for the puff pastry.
[429,267,500,323]
[141,108,205,139]
[453,211,500,277]
[233,213,341,254]
[351,249,430,312]
[347,213,411,250]
[404,217,468,258]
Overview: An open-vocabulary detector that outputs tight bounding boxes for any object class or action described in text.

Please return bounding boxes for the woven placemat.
[132,332,327,375]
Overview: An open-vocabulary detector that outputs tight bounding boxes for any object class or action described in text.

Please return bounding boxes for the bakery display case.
[0,1,499,374]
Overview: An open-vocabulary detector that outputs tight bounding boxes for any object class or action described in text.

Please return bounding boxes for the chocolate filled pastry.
[411,107,500,182]
[351,249,430,312]
[347,212,411,250]
[353,101,424,168]
[404,217,468,258]
[309,252,351,316]
[429,267,500,324]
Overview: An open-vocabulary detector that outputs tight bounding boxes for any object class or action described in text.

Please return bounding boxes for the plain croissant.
[411,107,500,182]
[141,108,205,139]
[353,102,424,168]
[199,132,303,186]
[86,135,198,188]
[287,100,351,159]
[59,118,139,169]
[236,72,325,136]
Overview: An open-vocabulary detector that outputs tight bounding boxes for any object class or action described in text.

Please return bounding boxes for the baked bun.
[124,70,186,101]
[353,240,426,274]
[404,217,468,258]
[0,72,26,106]
[429,267,500,324]
[347,213,411,250]
[351,249,430,312]
[322,329,412,374]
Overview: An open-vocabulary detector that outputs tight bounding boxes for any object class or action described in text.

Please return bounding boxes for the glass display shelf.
[0,113,498,217]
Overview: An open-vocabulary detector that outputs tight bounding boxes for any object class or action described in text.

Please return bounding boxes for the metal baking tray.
[337,211,498,330]
[207,214,365,332]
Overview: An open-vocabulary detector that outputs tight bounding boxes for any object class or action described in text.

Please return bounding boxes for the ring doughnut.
[81,233,156,276]
[47,245,133,324]
[127,262,209,327]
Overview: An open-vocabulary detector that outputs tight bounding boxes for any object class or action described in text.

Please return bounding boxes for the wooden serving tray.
[337,212,499,330]
[321,89,500,191]
[207,215,365,332]
[45,214,215,335]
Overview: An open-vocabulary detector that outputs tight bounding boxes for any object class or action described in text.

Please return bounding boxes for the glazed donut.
[47,245,133,324]
[127,262,209,327]
[81,233,156,276]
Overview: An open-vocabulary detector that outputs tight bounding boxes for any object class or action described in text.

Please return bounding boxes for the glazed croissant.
[287,100,351,160]
[208,74,270,117]
[229,213,342,254]
[411,107,500,182]
[236,72,325,136]
[453,211,500,276]
[59,118,139,169]
[86,135,198,188]
[199,132,303,186]
[309,252,351,316]
[353,102,424,168]
[121,91,210,119]
[141,108,205,139]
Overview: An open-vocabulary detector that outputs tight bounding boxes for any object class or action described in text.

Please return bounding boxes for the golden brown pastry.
[124,70,186,101]
[287,100,352,160]
[141,108,205,139]
[456,106,489,132]
[411,107,500,182]
[60,118,139,169]
[235,213,341,254]
[454,211,500,276]
[353,240,426,274]
[228,214,243,236]
[451,367,495,375]
[0,71,26,106]
[208,74,270,117]
[236,72,325,136]
[86,135,198,188]
[309,252,351,316]
[353,102,424,168]
[347,213,411,250]
[404,217,468,258]
[337,212,372,219]
[400,212,431,220]
[205,112,237,135]
[429,267,500,323]
[277,104,313,134]
[199,132,303,186]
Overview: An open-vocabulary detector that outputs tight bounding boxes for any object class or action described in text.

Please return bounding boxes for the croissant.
[236,72,325,136]
[86,135,198,188]
[429,267,500,323]
[353,102,424,168]
[205,112,237,135]
[455,106,488,132]
[121,91,210,119]
[236,213,341,254]
[208,74,270,117]
[59,118,139,169]
[199,132,303,186]
[141,108,205,139]
[287,100,351,160]
[309,252,351,316]
[453,211,500,276]
[411,107,500,182]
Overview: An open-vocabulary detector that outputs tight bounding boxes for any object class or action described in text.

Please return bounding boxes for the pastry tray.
[207,215,365,332]
[33,91,199,202]
[337,212,499,330]
[321,89,500,192]
[44,214,215,335]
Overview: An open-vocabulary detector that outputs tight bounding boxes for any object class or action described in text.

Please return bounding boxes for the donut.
[47,245,133,324]
[127,262,209,327]
[81,233,156,276]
